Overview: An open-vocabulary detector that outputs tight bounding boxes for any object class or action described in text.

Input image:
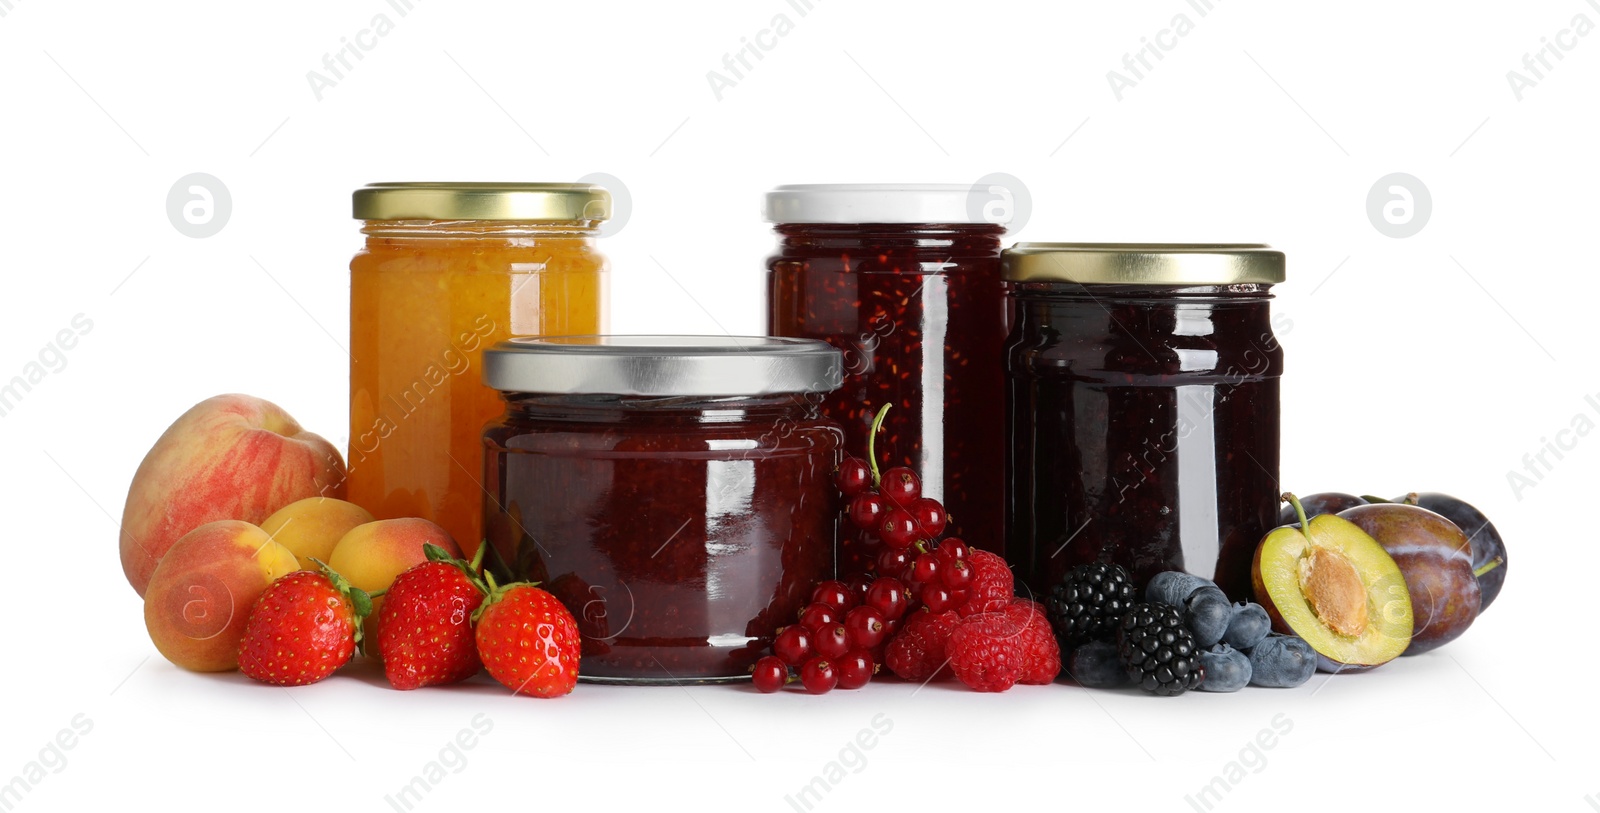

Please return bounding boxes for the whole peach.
[120,394,346,596]
[260,497,375,570]
[143,520,299,672]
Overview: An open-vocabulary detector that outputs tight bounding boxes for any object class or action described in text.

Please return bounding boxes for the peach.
[120,394,347,597]
[328,518,461,651]
[143,520,299,672]
[260,497,375,570]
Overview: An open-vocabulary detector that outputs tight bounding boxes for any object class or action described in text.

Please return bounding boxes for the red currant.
[809,580,856,613]
[935,538,970,563]
[880,467,921,506]
[880,510,918,549]
[798,603,838,634]
[940,557,973,590]
[949,587,970,607]
[800,657,838,694]
[909,552,941,585]
[876,547,912,579]
[834,457,872,498]
[910,497,947,538]
[814,625,851,660]
[846,574,875,605]
[865,577,909,621]
[773,626,812,667]
[752,655,789,693]
[843,605,888,649]
[848,493,889,531]
[921,585,956,613]
[835,650,875,690]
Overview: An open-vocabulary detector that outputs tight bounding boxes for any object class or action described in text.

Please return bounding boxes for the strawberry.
[473,577,580,698]
[238,563,371,687]
[377,543,487,690]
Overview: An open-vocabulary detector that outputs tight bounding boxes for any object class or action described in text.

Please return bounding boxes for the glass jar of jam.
[481,336,844,683]
[1002,244,1286,600]
[348,183,610,557]
[765,184,1008,565]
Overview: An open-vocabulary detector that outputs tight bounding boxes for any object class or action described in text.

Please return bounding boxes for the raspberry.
[883,609,960,681]
[948,612,1025,692]
[956,549,1014,617]
[1004,599,1061,685]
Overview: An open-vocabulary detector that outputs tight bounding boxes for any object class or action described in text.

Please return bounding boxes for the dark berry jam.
[767,222,1008,564]
[1003,246,1285,601]
[481,336,843,683]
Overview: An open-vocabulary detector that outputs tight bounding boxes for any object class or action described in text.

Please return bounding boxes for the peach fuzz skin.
[328,518,461,652]
[143,520,299,672]
[260,497,375,570]
[120,394,347,597]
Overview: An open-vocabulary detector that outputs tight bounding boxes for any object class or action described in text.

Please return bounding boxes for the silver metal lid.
[483,335,844,397]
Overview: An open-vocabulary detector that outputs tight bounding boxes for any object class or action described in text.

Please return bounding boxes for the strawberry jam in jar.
[1003,244,1287,600]
[766,185,1008,564]
[481,336,844,683]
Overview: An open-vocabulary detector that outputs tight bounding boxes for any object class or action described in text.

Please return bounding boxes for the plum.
[1277,492,1368,527]
[1253,494,1413,671]
[1341,502,1480,655]
[1395,492,1507,613]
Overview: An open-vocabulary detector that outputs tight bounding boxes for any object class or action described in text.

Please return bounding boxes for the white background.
[2,0,1596,810]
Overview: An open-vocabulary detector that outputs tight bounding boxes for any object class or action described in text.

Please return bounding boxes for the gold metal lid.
[352,182,612,222]
[1002,243,1285,284]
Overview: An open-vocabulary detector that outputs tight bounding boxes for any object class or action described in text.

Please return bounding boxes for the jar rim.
[764,183,1004,225]
[352,182,611,222]
[484,335,844,397]
[1003,242,1285,285]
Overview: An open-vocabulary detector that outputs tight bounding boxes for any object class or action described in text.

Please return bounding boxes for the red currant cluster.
[752,405,978,694]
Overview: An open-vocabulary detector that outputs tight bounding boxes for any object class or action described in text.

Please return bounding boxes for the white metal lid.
[763,183,995,224]
[483,335,844,397]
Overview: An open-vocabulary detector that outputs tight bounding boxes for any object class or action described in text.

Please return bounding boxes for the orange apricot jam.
[347,183,610,556]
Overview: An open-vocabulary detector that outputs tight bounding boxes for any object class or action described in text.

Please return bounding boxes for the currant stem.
[866,403,892,488]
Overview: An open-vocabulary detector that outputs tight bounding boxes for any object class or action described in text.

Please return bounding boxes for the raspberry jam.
[1002,244,1286,600]
[765,185,1008,564]
[481,336,844,683]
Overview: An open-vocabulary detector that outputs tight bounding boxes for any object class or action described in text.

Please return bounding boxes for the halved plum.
[1253,494,1414,673]
[1342,501,1481,655]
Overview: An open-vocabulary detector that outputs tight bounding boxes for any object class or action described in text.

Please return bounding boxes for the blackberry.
[1116,603,1205,697]
[1047,562,1136,649]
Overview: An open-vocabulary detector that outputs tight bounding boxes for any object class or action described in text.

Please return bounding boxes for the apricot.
[328,518,461,651]
[260,497,375,570]
[143,520,299,672]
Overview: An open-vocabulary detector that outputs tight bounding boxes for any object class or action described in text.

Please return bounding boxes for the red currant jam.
[481,337,844,682]
[767,221,1008,561]
[1002,245,1286,600]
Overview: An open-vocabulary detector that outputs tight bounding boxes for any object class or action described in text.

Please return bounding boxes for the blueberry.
[1065,640,1130,689]
[1248,634,1317,688]
[1197,644,1251,692]
[1185,587,1231,648]
[1222,602,1272,650]
[1144,571,1216,607]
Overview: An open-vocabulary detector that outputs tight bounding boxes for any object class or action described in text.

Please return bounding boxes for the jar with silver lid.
[481,335,845,683]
